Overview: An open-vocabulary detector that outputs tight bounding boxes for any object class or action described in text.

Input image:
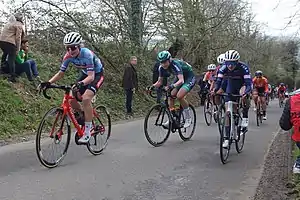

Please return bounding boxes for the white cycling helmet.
[224,50,240,61]
[207,64,216,70]
[217,54,225,64]
[63,32,82,45]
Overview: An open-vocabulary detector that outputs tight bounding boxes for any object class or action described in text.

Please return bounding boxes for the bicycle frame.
[226,100,240,140]
[48,89,100,140]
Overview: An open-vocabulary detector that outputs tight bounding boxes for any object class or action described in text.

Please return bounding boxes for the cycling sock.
[263,111,266,116]
[84,122,92,136]
[225,126,230,139]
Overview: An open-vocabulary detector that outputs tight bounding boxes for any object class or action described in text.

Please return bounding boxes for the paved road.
[0,101,282,200]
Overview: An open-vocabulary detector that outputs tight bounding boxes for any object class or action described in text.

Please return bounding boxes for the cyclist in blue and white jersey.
[40,32,104,143]
[214,50,252,148]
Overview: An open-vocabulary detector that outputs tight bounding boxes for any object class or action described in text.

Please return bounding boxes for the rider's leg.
[162,88,177,127]
[169,88,177,109]
[252,90,258,110]
[177,87,191,128]
[261,95,267,117]
[78,89,94,142]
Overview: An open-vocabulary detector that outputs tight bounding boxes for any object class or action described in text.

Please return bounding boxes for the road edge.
[233,127,283,200]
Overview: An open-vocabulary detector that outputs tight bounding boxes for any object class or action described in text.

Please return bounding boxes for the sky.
[250,0,300,37]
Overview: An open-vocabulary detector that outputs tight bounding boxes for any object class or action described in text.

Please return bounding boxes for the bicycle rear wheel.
[87,105,111,155]
[256,104,261,126]
[220,111,231,164]
[204,99,212,126]
[36,107,71,168]
[144,104,171,147]
[179,104,197,141]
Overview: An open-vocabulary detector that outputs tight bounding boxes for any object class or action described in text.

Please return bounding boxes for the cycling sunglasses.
[225,61,238,66]
[66,45,78,51]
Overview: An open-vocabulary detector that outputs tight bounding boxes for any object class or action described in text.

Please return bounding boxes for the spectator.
[279,88,300,173]
[122,56,138,117]
[14,39,40,85]
[0,13,24,82]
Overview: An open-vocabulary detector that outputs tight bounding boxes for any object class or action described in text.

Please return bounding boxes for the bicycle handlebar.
[40,84,73,100]
[147,86,171,99]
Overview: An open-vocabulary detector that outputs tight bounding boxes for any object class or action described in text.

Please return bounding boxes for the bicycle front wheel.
[204,99,212,126]
[220,111,231,164]
[144,104,171,147]
[36,107,71,168]
[87,105,111,155]
[179,104,197,141]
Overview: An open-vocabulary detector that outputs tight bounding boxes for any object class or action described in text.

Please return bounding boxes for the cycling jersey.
[159,59,195,91]
[252,76,268,93]
[215,61,251,95]
[203,71,214,82]
[60,48,103,75]
[278,86,286,93]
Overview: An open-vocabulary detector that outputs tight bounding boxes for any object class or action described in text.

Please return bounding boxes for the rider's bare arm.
[174,74,184,87]
[153,77,163,88]
[81,71,95,85]
[49,71,65,83]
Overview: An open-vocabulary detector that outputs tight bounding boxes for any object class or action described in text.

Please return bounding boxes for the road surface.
[0,101,282,200]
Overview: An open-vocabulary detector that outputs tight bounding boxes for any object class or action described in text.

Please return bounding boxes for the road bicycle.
[203,93,218,126]
[256,95,263,126]
[217,93,247,164]
[144,87,196,147]
[36,84,111,168]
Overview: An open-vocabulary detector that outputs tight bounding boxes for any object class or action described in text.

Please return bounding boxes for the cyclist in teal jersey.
[152,51,196,128]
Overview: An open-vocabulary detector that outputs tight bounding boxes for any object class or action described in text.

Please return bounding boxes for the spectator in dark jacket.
[122,56,138,117]
[279,89,300,173]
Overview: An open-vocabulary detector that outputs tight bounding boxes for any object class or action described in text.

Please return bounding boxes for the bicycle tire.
[235,109,246,153]
[179,104,197,141]
[217,104,226,135]
[256,104,261,127]
[87,105,111,155]
[220,111,231,164]
[204,99,212,126]
[36,107,71,168]
[144,104,171,147]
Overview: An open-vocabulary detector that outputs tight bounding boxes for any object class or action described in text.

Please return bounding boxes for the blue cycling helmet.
[157,51,171,62]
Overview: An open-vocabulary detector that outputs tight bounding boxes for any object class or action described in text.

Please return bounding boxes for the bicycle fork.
[226,101,236,141]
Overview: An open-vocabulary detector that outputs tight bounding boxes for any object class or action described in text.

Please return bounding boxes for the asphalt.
[0,100,282,200]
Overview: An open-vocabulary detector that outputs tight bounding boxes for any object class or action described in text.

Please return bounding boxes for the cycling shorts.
[77,71,104,95]
[174,76,196,92]
[255,87,265,97]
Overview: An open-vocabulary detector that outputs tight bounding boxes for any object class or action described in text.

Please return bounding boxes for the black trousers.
[125,89,133,113]
[0,41,16,77]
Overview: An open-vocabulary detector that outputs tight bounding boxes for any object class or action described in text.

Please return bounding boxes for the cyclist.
[252,70,269,119]
[40,32,104,143]
[278,83,287,103]
[209,54,225,92]
[203,64,216,91]
[214,50,252,148]
[152,50,196,128]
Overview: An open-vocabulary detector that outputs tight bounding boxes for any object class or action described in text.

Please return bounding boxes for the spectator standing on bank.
[122,56,138,117]
[0,13,24,82]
